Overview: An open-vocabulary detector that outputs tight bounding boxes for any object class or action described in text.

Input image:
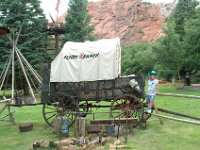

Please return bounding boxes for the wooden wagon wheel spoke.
[44,110,57,114]
[47,113,57,120]
[45,106,57,110]
[63,110,74,125]
[79,101,89,117]
[43,92,79,127]
[110,95,144,128]
[113,112,125,119]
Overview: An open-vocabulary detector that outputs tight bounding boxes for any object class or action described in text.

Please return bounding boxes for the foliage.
[172,0,199,83]
[1,85,200,150]
[121,42,156,76]
[183,9,200,71]
[152,21,184,79]
[121,0,200,82]
[173,0,199,39]
[0,0,48,94]
[62,0,95,43]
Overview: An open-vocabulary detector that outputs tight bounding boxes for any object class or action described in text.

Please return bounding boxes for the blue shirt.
[147,79,158,96]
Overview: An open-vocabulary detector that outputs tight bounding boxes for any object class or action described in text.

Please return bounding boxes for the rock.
[109,144,116,149]
[95,147,104,150]
[32,140,49,149]
[116,145,127,148]
[58,139,74,146]
[88,0,166,44]
[68,145,78,150]
[82,144,88,150]
[57,0,173,45]
[114,139,121,145]
[61,146,69,150]
[86,145,96,150]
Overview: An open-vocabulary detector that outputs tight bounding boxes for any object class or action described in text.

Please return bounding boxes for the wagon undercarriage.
[42,73,148,128]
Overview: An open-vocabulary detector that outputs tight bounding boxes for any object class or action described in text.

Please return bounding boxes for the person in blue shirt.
[147,71,159,113]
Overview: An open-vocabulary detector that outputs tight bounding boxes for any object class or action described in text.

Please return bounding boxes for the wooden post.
[8,105,15,125]
[55,34,59,54]
[153,104,163,125]
[0,100,15,125]
[75,117,86,137]
[53,117,69,138]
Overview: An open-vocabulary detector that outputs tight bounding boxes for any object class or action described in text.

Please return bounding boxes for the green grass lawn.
[158,84,200,96]
[0,85,200,150]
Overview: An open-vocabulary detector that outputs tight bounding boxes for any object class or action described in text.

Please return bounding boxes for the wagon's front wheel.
[110,95,144,128]
[42,92,79,127]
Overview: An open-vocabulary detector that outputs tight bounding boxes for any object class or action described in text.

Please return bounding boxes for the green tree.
[174,0,199,39]
[184,9,200,71]
[0,0,47,95]
[122,43,155,76]
[172,0,199,83]
[152,22,184,80]
[62,0,95,43]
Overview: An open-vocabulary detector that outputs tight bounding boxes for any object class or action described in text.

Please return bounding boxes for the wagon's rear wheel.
[43,92,80,127]
[143,102,151,121]
[110,95,144,128]
[79,101,90,117]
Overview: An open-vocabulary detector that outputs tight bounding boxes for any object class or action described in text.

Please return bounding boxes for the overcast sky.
[40,0,175,21]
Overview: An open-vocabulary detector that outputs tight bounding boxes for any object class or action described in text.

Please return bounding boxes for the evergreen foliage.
[62,0,95,43]
[0,0,48,94]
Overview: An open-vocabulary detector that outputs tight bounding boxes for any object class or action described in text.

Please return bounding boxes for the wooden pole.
[151,113,200,126]
[75,118,86,137]
[0,103,15,125]
[8,105,15,125]
[0,104,7,114]
[153,104,163,125]
[157,93,200,99]
[55,34,59,54]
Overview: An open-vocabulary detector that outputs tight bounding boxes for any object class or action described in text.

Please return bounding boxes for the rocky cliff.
[88,0,166,44]
[58,0,175,45]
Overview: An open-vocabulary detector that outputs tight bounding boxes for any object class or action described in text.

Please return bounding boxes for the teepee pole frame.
[0,24,42,103]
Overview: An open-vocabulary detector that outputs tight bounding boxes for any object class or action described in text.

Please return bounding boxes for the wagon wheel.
[79,101,90,117]
[110,95,144,128]
[42,92,80,127]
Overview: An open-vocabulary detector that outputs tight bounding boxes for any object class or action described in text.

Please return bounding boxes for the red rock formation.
[58,0,167,45]
[88,0,165,44]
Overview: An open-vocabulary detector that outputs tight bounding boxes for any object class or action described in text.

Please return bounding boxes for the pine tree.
[0,0,48,95]
[172,0,199,83]
[62,0,95,43]
[184,9,200,70]
[174,0,199,39]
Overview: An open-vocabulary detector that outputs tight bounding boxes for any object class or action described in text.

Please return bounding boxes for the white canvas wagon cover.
[50,37,121,82]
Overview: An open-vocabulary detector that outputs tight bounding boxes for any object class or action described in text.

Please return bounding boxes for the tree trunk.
[177,70,181,83]
[23,77,30,96]
[55,34,60,54]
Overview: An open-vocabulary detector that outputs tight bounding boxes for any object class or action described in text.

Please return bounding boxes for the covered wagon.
[41,38,145,128]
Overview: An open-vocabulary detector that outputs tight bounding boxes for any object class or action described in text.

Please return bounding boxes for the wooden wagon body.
[41,38,147,128]
[41,67,145,103]
[41,65,146,128]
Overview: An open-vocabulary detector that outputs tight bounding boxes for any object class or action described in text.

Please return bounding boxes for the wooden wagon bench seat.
[90,118,138,125]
